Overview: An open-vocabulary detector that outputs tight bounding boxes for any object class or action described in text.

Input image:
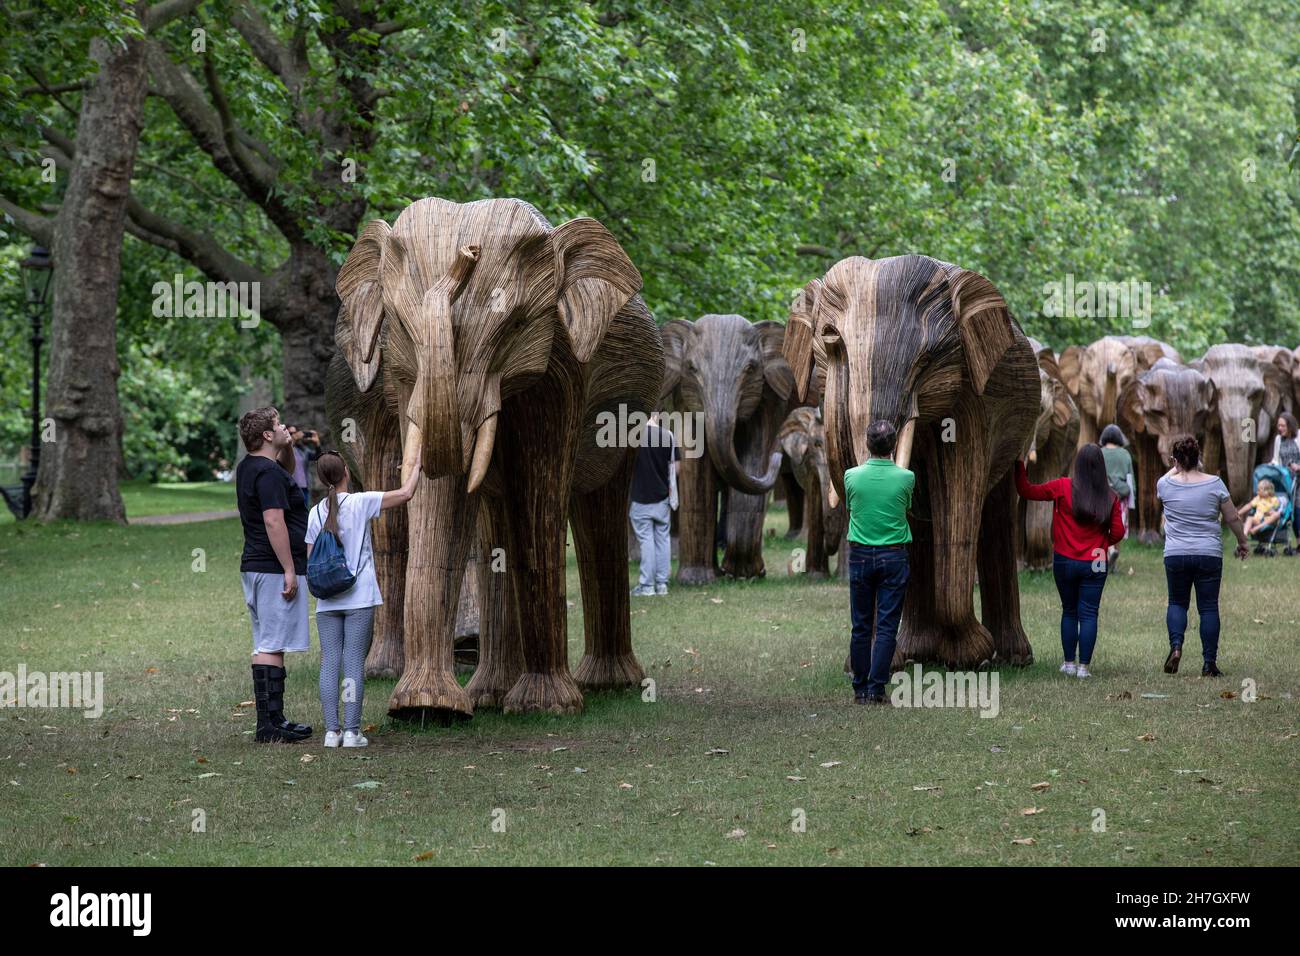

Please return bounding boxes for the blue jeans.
[1053,554,1107,664]
[848,543,909,697]
[1164,554,1222,664]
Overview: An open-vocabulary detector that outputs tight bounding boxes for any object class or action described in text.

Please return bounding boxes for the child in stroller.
[1240,464,1294,556]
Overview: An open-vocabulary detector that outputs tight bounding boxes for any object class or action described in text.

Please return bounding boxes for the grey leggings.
[316,606,374,733]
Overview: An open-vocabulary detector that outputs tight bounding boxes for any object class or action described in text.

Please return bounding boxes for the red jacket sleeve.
[1105,494,1125,545]
[1014,460,1057,502]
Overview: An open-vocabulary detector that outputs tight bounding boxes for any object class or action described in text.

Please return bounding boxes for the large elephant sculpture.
[1190,345,1264,503]
[660,314,795,582]
[784,255,1040,667]
[1116,358,1216,544]
[1019,339,1080,570]
[777,406,846,578]
[1058,335,1182,446]
[326,196,661,720]
[1253,345,1295,465]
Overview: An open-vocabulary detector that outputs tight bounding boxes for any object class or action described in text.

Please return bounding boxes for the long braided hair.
[315,451,348,541]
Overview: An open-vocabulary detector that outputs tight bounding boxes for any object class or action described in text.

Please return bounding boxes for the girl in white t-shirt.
[305,450,420,747]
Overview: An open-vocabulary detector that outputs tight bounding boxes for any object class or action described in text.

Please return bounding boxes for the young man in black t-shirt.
[235,406,313,743]
[629,414,680,596]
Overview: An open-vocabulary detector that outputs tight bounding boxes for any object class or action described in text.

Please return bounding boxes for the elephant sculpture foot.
[502,670,585,715]
[676,564,718,585]
[989,624,1034,667]
[387,667,473,724]
[574,652,645,693]
[364,633,403,680]
[894,617,995,671]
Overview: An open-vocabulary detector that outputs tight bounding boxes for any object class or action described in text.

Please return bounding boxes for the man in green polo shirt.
[843,420,915,704]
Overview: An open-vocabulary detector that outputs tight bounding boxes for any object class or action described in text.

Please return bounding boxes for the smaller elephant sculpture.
[1117,358,1216,544]
[1190,345,1264,503]
[1059,335,1181,447]
[660,314,796,582]
[1019,340,1080,570]
[777,406,846,578]
[1253,345,1296,466]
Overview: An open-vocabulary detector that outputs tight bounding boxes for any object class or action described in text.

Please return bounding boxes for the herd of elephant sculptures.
[324,196,1299,723]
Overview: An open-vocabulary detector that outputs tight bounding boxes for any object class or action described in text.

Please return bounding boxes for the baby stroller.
[1248,463,1293,556]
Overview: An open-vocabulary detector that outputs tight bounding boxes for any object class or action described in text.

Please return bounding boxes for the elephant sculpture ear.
[783,278,822,402]
[1050,379,1075,429]
[551,217,642,365]
[335,219,392,393]
[755,320,794,402]
[660,319,694,402]
[948,268,1016,396]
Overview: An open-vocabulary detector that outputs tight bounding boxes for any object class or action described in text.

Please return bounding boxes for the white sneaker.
[1075,664,1092,679]
[655,584,668,596]
[324,730,343,748]
[342,730,368,748]
[630,585,656,597]
[1059,662,1077,676]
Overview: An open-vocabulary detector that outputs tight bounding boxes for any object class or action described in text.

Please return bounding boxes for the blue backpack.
[307,497,356,599]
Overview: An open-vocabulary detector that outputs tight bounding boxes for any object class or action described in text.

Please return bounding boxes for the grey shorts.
[240,571,310,655]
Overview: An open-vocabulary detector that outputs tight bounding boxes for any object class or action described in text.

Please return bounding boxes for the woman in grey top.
[1156,436,1249,677]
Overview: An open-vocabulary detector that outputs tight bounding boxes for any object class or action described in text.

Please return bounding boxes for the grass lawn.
[1,503,1296,866]
[0,479,235,525]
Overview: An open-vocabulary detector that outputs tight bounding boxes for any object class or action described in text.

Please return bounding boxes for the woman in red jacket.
[1015,443,1126,678]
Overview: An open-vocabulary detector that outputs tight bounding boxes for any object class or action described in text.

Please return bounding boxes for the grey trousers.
[630,499,672,588]
[316,606,374,733]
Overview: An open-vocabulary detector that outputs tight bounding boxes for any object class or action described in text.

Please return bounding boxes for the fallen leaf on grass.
[1021,807,1045,815]
[236,701,254,708]
[1140,693,1170,699]
[413,851,434,862]
[300,754,315,764]
[1219,690,1237,700]
[705,748,729,756]
[618,782,634,790]
[725,828,746,839]
[197,772,220,779]
[1011,838,1037,846]
[709,598,724,605]
[786,775,806,781]
[353,780,381,789]
[1106,691,1133,701]
[820,760,842,769]
[906,826,934,836]
[1136,733,1157,742]
[913,784,941,792]
[1030,781,1051,792]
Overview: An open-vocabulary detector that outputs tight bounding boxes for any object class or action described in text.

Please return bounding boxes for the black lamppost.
[14,246,53,518]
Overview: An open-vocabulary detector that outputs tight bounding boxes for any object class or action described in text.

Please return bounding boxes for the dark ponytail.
[1071,443,1114,527]
[316,451,347,541]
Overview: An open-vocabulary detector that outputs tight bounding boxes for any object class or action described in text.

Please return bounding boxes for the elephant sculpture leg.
[388,474,478,721]
[720,486,767,578]
[783,473,805,538]
[571,451,646,691]
[464,496,523,710]
[676,453,719,584]
[894,419,996,669]
[363,414,407,678]
[977,470,1033,665]
[802,480,830,578]
[1133,436,1162,545]
[499,350,586,715]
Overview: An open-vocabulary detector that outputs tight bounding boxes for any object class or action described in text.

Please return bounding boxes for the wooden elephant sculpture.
[1253,346,1295,466]
[777,406,846,578]
[659,314,796,582]
[1117,358,1216,543]
[1059,335,1181,447]
[1019,339,1080,570]
[1191,345,1264,503]
[327,196,661,721]
[785,255,1040,667]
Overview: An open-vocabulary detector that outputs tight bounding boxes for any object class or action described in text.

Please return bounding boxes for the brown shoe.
[1163,645,1182,674]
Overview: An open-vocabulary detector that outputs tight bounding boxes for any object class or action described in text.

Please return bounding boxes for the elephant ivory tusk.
[401,421,422,484]
[827,485,840,509]
[895,417,917,472]
[466,414,497,494]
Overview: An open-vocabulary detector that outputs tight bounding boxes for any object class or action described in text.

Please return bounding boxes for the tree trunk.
[35,35,149,522]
